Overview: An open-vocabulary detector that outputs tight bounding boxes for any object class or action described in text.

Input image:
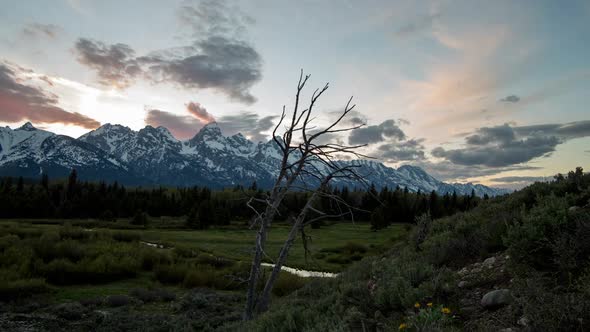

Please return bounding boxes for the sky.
[0,0,589,189]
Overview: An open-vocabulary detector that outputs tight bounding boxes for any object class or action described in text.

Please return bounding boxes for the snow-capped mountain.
[0,122,508,196]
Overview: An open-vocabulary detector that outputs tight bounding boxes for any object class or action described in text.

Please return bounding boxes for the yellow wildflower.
[399,323,407,330]
[414,302,421,308]
[441,307,451,314]
[427,302,433,307]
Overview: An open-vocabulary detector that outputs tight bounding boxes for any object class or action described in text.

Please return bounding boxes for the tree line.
[0,170,485,229]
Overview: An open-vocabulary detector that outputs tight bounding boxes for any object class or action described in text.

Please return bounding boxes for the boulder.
[481,289,512,309]
[483,257,496,267]
[51,302,85,320]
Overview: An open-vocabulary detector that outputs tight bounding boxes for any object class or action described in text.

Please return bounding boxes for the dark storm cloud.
[74,0,261,104]
[499,95,520,103]
[145,109,204,140]
[432,121,590,167]
[376,138,426,162]
[217,112,276,142]
[140,36,262,104]
[74,38,141,89]
[348,119,406,145]
[0,62,100,128]
[22,23,62,39]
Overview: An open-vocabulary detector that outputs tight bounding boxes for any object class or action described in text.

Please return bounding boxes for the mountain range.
[0,122,508,196]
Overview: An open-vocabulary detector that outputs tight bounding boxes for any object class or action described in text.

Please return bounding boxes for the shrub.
[0,234,20,252]
[106,294,133,307]
[59,223,88,240]
[153,288,176,302]
[79,297,103,307]
[154,264,188,284]
[400,303,454,331]
[131,210,149,227]
[195,254,234,269]
[183,269,217,289]
[272,273,307,297]
[174,245,198,259]
[111,231,140,243]
[141,249,171,271]
[0,278,49,300]
[130,288,158,303]
[100,210,116,222]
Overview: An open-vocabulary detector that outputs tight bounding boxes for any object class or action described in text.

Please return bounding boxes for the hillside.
[238,167,590,331]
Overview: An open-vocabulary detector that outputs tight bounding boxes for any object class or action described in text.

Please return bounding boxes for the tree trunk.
[255,192,318,313]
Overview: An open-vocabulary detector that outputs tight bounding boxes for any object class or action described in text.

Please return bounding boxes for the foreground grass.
[140,222,408,272]
[0,218,408,311]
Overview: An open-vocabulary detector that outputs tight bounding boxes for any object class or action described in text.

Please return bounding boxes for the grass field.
[0,218,408,272]
[0,218,409,303]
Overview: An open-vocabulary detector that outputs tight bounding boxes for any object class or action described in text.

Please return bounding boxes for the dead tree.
[243,70,368,320]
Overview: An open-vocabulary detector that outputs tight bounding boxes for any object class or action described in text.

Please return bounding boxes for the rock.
[518,316,529,327]
[569,206,580,212]
[458,281,467,288]
[499,328,515,332]
[483,257,496,267]
[481,289,512,309]
[51,302,85,320]
[460,306,478,316]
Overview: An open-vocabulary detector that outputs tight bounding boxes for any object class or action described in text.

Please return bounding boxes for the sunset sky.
[1,0,589,188]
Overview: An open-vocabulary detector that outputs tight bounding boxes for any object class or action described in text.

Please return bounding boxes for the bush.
[0,278,50,300]
[195,254,234,269]
[154,264,189,284]
[141,249,171,271]
[111,231,140,242]
[183,269,217,289]
[59,223,88,240]
[131,210,149,227]
[0,234,20,252]
[130,288,158,303]
[272,273,307,297]
[106,294,133,307]
[153,288,176,302]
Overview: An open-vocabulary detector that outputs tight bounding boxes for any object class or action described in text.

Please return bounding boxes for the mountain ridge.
[0,122,509,196]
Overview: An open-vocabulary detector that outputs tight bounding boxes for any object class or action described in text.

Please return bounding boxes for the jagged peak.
[18,122,36,131]
[189,122,224,143]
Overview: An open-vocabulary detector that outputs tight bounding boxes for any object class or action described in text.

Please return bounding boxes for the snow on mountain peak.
[18,122,36,131]
[0,122,508,196]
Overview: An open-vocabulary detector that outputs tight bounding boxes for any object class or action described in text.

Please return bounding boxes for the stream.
[140,241,337,278]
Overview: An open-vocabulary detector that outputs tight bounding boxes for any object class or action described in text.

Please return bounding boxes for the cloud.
[74,1,261,104]
[0,62,100,129]
[186,102,215,123]
[177,0,254,38]
[146,104,276,142]
[74,38,141,89]
[416,160,540,182]
[376,138,425,162]
[432,121,590,167]
[140,36,262,104]
[217,112,276,142]
[396,13,441,37]
[499,94,520,103]
[22,23,62,39]
[348,119,406,145]
[490,176,550,183]
[145,109,204,140]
